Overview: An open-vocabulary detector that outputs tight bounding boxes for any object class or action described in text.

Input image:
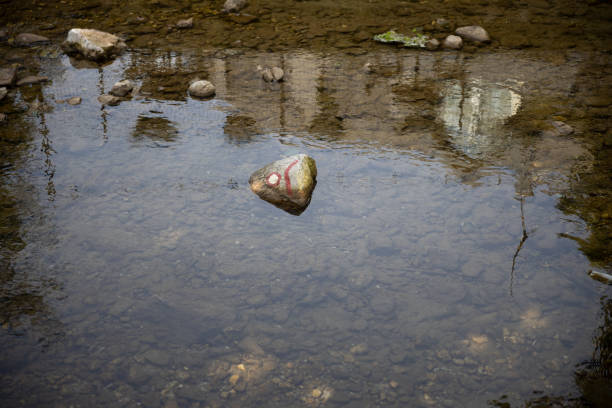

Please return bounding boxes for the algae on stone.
[373,29,430,48]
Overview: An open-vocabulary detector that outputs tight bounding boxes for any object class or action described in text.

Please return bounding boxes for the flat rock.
[188,80,215,98]
[67,96,81,105]
[0,87,6,101]
[455,25,490,42]
[109,79,134,97]
[16,76,49,86]
[223,0,247,13]
[0,67,17,87]
[98,94,121,106]
[227,13,258,24]
[249,154,317,215]
[15,33,50,46]
[443,35,463,50]
[176,17,193,29]
[63,28,126,61]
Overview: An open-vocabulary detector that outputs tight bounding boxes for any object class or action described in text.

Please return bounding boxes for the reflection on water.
[0,44,610,407]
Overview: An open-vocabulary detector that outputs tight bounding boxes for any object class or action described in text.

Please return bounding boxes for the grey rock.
[223,0,247,13]
[98,94,121,106]
[455,25,490,43]
[15,33,50,46]
[188,80,215,98]
[425,38,440,50]
[143,349,170,366]
[63,28,127,61]
[0,67,17,87]
[67,96,81,105]
[16,75,49,86]
[442,35,463,49]
[0,87,6,101]
[109,79,134,97]
[542,120,574,137]
[176,17,193,29]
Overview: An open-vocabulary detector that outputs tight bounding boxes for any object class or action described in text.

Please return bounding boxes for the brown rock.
[15,33,50,46]
[109,79,134,97]
[455,26,490,43]
[0,113,6,123]
[98,94,121,106]
[249,154,317,215]
[261,67,284,82]
[16,76,49,86]
[425,38,440,50]
[67,96,82,105]
[0,67,17,87]
[227,13,258,24]
[176,17,193,29]
[0,87,7,101]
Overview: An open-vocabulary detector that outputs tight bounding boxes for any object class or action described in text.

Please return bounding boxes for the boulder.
[223,0,247,13]
[262,67,284,82]
[0,87,6,101]
[16,76,49,86]
[98,94,121,106]
[249,154,317,215]
[188,80,215,98]
[443,35,463,50]
[62,28,127,61]
[0,67,17,87]
[455,25,490,43]
[14,33,50,46]
[110,79,135,97]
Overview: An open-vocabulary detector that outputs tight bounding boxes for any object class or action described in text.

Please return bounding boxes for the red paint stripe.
[284,160,299,196]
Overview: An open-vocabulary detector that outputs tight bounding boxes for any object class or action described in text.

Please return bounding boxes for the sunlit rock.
[443,35,462,49]
[110,79,135,97]
[223,0,247,13]
[249,154,317,215]
[176,17,194,29]
[14,33,50,46]
[261,66,284,82]
[67,96,81,105]
[62,28,127,61]
[188,80,215,98]
[455,25,490,43]
[0,87,7,101]
[98,94,121,106]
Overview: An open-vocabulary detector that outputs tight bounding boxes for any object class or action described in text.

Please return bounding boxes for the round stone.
[188,80,216,98]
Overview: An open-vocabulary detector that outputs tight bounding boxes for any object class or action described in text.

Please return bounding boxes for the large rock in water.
[249,154,317,215]
[62,28,126,61]
[455,26,490,43]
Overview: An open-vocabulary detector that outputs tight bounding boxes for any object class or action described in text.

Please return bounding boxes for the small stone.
[389,380,399,389]
[62,28,127,61]
[98,94,121,106]
[262,68,274,82]
[312,389,322,398]
[227,13,258,24]
[0,67,17,87]
[188,80,215,98]
[176,17,193,29]
[110,79,134,97]
[471,334,488,344]
[223,0,247,13]
[443,35,462,49]
[229,374,240,385]
[16,76,49,86]
[425,38,440,50]
[67,96,81,105]
[455,25,490,43]
[249,154,317,215]
[262,66,284,82]
[0,113,6,123]
[15,33,50,46]
[0,87,6,101]
[350,343,368,354]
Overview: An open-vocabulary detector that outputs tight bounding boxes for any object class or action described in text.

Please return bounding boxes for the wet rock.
[542,120,574,137]
[109,79,134,97]
[176,17,193,29]
[0,67,17,87]
[0,29,7,41]
[62,28,127,61]
[584,96,612,107]
[261,66,284,82]
[98,94,121,106]
[425,38,440,50]
[442,35,463,49]
[455,25,490,43]
[433,18,452,31]
[0,113,6,123]
[67,96,81,105]
[143,349,170,366]
[15,33,50,46]
[175,384,209,401]
[16,76,49,86]
[249,154,317,215]
[223,0,247,13]
[227,13,259,24]
[188,80,215,98]
[0,87,6,101]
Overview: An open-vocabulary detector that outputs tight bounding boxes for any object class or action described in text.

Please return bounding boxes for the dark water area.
[1,1,612,407]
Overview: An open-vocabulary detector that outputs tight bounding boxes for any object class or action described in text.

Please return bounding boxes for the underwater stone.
[0,67,17,87]
[63,28,127,61]
[249,154,317,215]
[15,33,50,46]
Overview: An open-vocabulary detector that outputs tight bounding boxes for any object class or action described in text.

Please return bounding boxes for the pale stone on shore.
[63,28,127,61]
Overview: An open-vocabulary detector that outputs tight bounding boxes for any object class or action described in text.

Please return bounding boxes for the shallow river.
[1,1,612,407]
